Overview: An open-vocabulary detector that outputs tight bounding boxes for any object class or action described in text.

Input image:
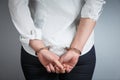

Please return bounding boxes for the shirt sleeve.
[8,0,42,45]
[81,0,106,21]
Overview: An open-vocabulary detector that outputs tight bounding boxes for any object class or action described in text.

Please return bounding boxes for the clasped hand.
[37,49,80,73]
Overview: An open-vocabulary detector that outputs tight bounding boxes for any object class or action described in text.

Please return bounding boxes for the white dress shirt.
[8,0,105,56]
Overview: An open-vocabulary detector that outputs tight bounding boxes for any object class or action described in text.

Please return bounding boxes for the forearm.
[70,18,96,52]
[29,39,46,53]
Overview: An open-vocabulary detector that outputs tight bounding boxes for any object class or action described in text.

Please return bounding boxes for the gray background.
[0,0,120,80]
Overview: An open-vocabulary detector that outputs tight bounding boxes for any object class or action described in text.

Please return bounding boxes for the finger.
[67,69,71,73]
[67,57,77,68]
[63,64,67,68]
[60,68,65,74]
[66,65,72,73]
[55,66,60,74]
[46,65,51,73]
[49,63,55,73]
[69,66,73,70]
[63,64,67,73]
[55,66,60,71]
[54,60,64,70]
[66,59,77,73]
[65,65,69,73]
[57,66,65,74]
[54,64,65,74]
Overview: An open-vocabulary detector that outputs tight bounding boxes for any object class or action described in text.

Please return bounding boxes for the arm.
[59,0,106,73]
[8,0,45,51]
[70,18,95,52]
[70,0,106,50]
[8,0,63,72]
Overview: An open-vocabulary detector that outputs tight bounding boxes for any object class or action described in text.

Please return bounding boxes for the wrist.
[29,39,46,51]
[35,46,50,55]
[65,47,81,55]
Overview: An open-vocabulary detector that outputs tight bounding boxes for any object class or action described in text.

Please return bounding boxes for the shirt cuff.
[19,29,42,45]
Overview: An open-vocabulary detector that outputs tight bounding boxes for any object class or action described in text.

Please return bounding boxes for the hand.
[58,50,80,73]
[29,39,64,73]
[37,49,64,73]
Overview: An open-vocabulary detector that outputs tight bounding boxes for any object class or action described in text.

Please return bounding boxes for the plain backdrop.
[0,0,120,80]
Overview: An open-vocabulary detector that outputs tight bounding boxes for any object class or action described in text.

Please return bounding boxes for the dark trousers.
[21,46,96,80]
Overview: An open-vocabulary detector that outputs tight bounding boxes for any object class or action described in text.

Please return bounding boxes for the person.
[8,0,105,80]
